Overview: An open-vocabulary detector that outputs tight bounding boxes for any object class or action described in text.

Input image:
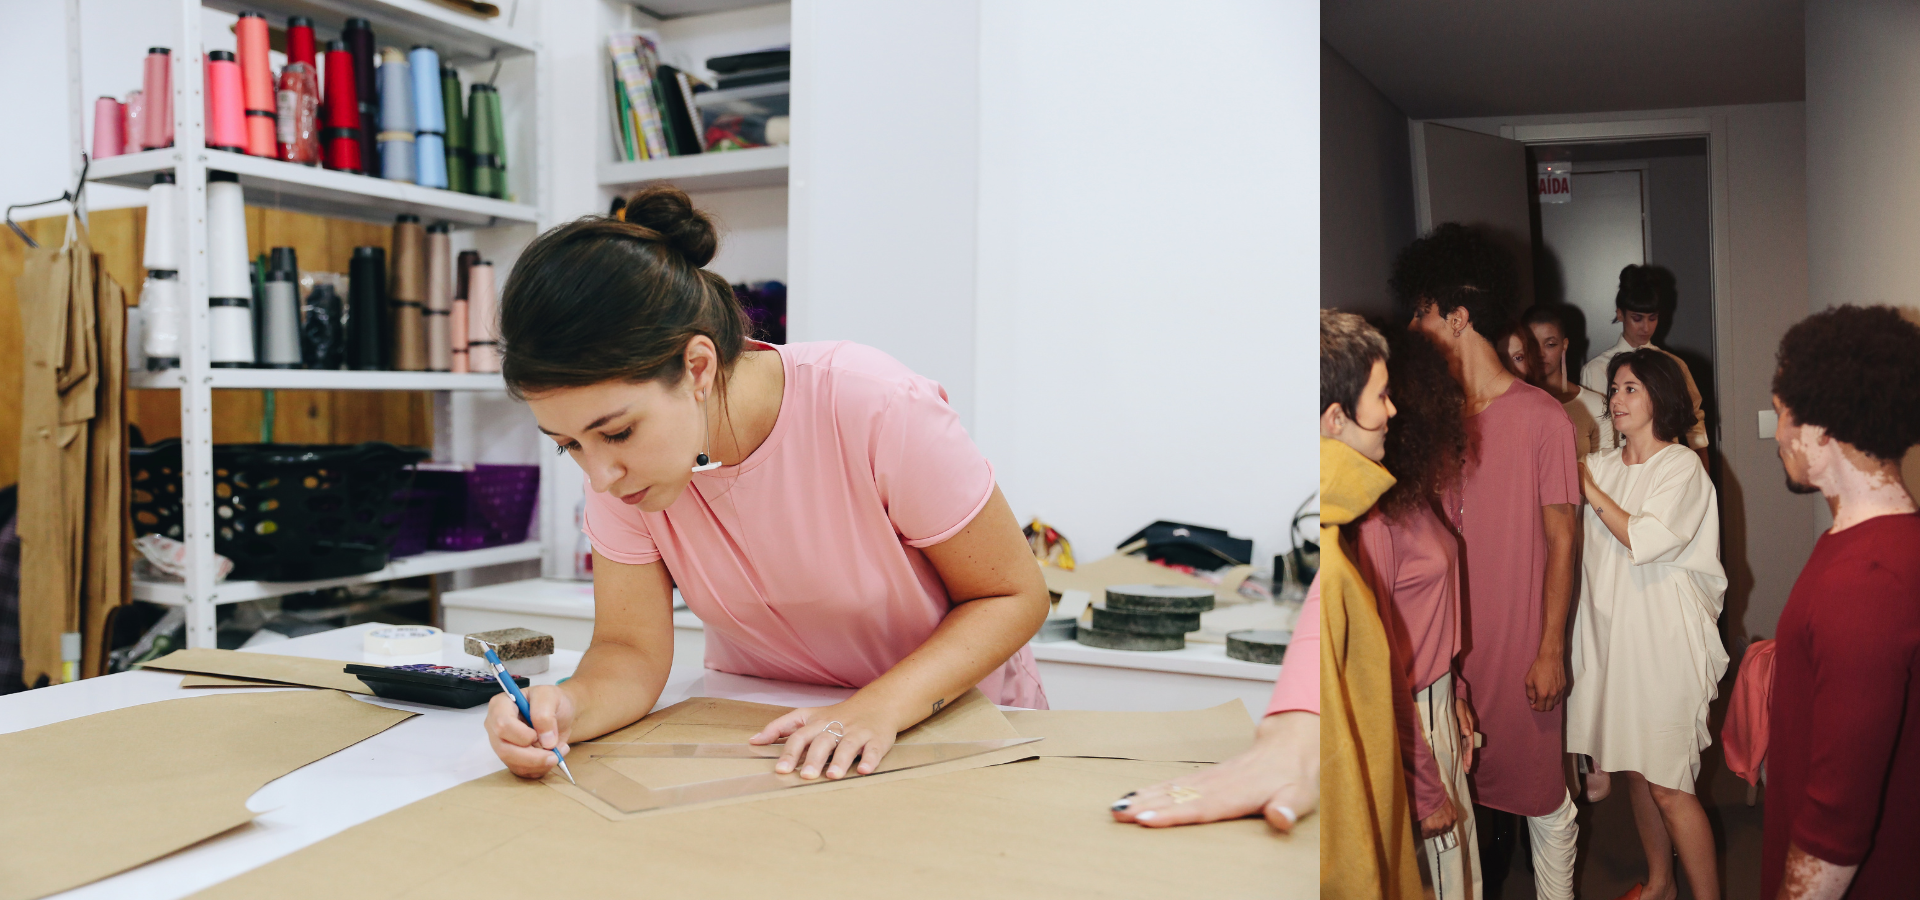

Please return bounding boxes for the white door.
[1537,168,1650,364]
[1411,122,1535,308]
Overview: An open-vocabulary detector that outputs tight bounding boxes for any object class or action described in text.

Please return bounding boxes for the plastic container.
[387,488,441,558]
[130,440,429,581]
[413,464,540,551]
[694,81,789,151]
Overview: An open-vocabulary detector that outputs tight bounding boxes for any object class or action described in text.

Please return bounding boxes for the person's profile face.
[527,376,706,513]
[1332,359,1396,463]
[1410,300,1450,345]
[1608,364,1655,437]
[1504,333,1532,380]
[1529,322,1566,379]
[1773,395,1820,494]
[1618,309,1659,347]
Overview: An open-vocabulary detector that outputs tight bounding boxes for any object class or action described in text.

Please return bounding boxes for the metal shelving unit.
[596,144,787,193]
[73,0,552,648]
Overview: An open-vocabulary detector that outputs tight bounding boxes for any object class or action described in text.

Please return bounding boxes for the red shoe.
[1615,885,1644,900]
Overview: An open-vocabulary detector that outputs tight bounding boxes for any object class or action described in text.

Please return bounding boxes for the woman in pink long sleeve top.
[480,188,1052,784]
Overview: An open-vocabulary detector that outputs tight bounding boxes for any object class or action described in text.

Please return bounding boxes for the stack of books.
[607,32,706,162]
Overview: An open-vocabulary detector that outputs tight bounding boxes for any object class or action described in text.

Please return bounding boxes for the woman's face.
[1617,308,1659,347]
[1327,359,1396,462]
[1529,322,1567,380]
[527,374,708,514]
[1608,363,1656,439]
[1504,332,1533,380]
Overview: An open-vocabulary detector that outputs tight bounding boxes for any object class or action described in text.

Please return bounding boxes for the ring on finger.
[823,720,846,740]
[1167,785,1202,804]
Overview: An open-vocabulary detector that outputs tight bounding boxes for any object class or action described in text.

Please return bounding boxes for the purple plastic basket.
[387,489,440,558]
[417,464,540,551]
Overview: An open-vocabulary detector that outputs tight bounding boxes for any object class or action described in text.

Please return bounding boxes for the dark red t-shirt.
[1762,512,1920,899]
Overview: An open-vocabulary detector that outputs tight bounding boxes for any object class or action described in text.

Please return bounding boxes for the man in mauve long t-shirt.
[1394,224,1582,900]
[1762,305,1920,900]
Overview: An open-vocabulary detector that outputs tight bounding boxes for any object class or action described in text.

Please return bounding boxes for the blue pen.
[479,642,575,785]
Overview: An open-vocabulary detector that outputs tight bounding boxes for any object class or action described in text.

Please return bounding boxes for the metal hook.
[6,153,90,248]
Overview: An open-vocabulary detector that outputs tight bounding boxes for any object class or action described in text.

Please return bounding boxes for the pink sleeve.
[870,375,996,548]
[1269,575,1320,715]
[1537,404,1580,507]
[580,483,661,565]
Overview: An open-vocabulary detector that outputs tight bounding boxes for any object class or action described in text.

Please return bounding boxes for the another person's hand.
[1525,653,1568,712]
[1418,796,1458,840]
[1111,710,1317,831]
[1454,696,1477,772]
[485,684,576,779]
[750,694,909,781]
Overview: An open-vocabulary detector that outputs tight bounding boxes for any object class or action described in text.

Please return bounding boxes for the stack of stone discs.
[1226,629,1289,664]
[1076,584,1215,651]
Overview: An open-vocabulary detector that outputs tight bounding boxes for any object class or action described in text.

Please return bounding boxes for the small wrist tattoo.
[931,698,946,714]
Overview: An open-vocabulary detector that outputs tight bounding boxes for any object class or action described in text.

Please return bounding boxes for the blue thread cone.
[408,47,444,133]
[414,132,447,189]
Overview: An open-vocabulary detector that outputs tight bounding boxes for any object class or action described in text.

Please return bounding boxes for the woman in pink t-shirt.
[481,188,1051,783]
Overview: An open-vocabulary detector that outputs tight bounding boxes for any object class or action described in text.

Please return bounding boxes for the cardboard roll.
[1090,606,1200,637]
[1075,627,1183,652]
[1104,584,1215,614]
[1226,629,1289,665]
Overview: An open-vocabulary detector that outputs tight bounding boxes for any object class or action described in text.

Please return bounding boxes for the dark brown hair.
[498,186,751,400]
[1615,264,1675,315]
[1773,304,1920,461]
[1378,329,1466,517]
[1322,310,1388,417]
[1498,320,1547,389]
[1389,223,1519,343]
[1606,349,1693,444]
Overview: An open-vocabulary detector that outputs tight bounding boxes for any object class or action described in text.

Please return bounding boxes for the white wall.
[1436,103,1813,645]
[969,0,1318,564]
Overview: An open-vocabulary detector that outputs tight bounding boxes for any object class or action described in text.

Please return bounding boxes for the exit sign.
[1538,161,1571,204]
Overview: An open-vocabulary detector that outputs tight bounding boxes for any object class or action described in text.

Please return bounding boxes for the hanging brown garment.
[15,214,128,685]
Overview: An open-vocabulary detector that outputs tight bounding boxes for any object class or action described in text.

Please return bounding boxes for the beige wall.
[1321,42,1414,318]
[1806,0,1920,512]
[1434,103,1816,647]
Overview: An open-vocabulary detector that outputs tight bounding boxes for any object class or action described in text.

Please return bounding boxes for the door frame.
[1501,117,1730,448]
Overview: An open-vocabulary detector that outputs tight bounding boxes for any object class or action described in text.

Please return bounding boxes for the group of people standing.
[1323,223,1920,900]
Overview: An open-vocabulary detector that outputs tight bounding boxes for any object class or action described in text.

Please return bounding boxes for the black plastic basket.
[130,440,430,582]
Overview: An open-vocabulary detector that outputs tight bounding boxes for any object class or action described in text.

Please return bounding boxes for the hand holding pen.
[479,644,576,784]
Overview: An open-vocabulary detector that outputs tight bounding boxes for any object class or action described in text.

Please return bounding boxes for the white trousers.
[1526,788,1579,900]
[1417,674,1483,900]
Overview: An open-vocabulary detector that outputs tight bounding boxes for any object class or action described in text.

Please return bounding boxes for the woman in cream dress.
[1568,349,1727,900]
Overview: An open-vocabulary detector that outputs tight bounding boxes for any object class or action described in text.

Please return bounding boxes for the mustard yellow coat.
[1320,437,1420,899]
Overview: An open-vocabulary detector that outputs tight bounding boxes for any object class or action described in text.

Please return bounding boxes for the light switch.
[1758,409,1779,440]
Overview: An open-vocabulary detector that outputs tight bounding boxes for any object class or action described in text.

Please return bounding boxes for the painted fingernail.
[1111,798,1132,811]
[1136,810,1157,822]
[1275,805,1299,826]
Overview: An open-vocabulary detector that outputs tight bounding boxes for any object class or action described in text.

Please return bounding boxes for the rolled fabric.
[140,272,182,370]
[440,66,470,193]
[322,41,363,173]
[205,50,246,153]
[236,12,276,156]
[123,90,144,155]
[286,16,317,69]
[465,261,499,372]
[142,48,172,149]
[260,270,304,368]
[142,172,179,270]
[389,215,428,371]
[377,47,416,182]
[276,62,321,165]
[468,83,505,199]
[347,246,389,370]
[344,18,380,177]
[92,97,125,160]
[425,223,452,371]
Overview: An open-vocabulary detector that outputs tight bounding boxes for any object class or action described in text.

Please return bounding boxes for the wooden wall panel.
[0,205,434,489]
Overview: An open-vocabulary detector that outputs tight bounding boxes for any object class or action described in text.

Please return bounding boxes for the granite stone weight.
[1103,584,1216,613]
[1074,628,1185,652]
[1226,629,1289,664]
[464,627,554,676]
[1089,606,1201,636]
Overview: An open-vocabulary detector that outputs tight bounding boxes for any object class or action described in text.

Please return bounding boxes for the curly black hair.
[1616,264,1677,315]
[1389,223,1519,343]
[1606,349,1694,445]
[1773,305,1920,461]
[1378,329,1466,517]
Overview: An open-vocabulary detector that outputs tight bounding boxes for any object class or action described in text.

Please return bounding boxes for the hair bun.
[619,185,718,268]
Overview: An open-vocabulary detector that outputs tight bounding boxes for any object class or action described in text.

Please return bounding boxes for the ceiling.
[1324,0,1805,120]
